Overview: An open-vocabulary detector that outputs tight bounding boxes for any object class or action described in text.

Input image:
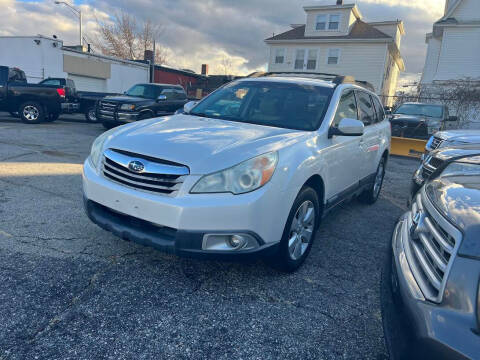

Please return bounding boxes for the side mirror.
[157,94,167,101]
[384,106,392,115]
[446,115,458,122]
[329,118,364,138]
[183,101,198,114]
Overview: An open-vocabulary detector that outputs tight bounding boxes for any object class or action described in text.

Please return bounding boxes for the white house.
[264,0,405,105]
[0,35,150,93]
[421,0,480,84]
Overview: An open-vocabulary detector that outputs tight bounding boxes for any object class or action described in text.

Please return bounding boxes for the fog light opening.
[202,233,259,251]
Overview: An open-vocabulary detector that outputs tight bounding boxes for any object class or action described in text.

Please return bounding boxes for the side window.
[372,96,385,123]
[175,89,187,100]
[332,89,358,127]
[160,88,176,100]
[356,91,375,126]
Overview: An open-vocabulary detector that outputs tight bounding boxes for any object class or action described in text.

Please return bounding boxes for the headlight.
[441,161,480,177]
[191,152,278,194]
[88,128,118,170]
[120,104,136,111]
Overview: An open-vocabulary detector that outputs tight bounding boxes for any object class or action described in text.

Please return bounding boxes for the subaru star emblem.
[128,160,145,173]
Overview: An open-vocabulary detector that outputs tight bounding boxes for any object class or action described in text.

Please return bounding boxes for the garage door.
[68,74,107,92]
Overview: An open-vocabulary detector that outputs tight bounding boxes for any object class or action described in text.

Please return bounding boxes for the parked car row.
[382,129,480,359]
[0,65,189,124]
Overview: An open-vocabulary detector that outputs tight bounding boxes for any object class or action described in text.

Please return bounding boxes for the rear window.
[190,80,333,131]
[41,79,62,86]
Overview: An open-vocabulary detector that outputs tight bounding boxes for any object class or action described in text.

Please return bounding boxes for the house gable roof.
[265,20,391,42]
[441,0,464,21]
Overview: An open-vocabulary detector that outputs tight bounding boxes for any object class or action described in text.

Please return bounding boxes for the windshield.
[125,84,164,99]
[189,81,333,131]
[394,104,443,118]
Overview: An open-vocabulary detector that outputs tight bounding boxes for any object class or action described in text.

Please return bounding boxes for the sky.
[1,0,445,81]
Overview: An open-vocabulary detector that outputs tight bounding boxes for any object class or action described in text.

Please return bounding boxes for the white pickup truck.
[82,74,390,272]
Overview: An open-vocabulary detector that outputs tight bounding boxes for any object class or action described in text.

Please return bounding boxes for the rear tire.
[19,102,44,124]
[359,156,386,204]
[268,187,320,272]
[85,107,98,122]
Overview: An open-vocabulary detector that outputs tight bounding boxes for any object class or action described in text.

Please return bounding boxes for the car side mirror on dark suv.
[384,106,392,115]
[157,95,167,101]
[328,118,364,138]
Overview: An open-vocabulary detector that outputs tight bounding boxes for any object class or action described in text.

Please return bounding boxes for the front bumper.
[82,159,289,259]
[84,197,277,260]
[391,215,480,359]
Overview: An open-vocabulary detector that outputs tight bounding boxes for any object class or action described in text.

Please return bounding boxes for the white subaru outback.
[83,75,390,271]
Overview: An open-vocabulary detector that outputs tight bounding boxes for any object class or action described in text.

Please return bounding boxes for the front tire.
[269,187,320,272]
[102,121,118,130]
[19,102,45,124]
[85,107,98,122]
[359,156,386,204]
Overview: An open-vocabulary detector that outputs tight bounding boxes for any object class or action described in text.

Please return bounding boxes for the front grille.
[421,156,443,180]
[102,149,189,196]
[99,101,117,120]
[404,192,462,303]
[430,136,443,150]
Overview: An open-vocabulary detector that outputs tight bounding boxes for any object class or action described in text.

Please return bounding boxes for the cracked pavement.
[0,113,419,359]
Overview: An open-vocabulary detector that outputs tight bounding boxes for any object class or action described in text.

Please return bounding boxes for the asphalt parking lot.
[0,112,418,360]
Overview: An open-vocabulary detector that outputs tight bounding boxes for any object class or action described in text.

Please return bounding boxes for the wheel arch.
[303,174,325,207]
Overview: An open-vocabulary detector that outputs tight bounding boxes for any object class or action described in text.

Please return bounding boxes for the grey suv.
[382,156,480,359]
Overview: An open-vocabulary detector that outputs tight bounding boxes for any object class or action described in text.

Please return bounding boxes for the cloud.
[0,0,446,76]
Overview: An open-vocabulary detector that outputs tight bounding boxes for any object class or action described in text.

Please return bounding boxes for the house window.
[329,15,340,30]
[295,49,306,70]
[327,49,340,64]
[275,48,285,64]
[316,15,327,30]
[307,49,317,70]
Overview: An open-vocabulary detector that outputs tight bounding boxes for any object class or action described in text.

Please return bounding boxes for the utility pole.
[54,1,82,47]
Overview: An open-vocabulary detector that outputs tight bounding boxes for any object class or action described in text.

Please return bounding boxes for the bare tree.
[220,55,233,75]
[419,79,480,128]
[93,12,167,65]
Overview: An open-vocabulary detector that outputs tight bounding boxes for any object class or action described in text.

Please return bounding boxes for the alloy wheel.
[23,105,39,121]
[288,200,315,261]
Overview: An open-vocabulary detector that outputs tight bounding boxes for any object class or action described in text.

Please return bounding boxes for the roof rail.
[332,75,375,92]
[248,72,375,92]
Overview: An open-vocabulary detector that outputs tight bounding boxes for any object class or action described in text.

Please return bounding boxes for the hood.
[102,95,151,104]
[435,130,480,144]
[425,175,480,259]
[431,145,480,162]
[104,114,309,174]
[390,114,427,123]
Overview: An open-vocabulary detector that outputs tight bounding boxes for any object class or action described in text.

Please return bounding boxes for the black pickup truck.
[38,77,117,122]
[97,83,188,129]
[0,66,66,123]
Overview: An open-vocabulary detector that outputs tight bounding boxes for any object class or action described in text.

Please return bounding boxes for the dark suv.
[382,156,480,359]
[97,83,188,129]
